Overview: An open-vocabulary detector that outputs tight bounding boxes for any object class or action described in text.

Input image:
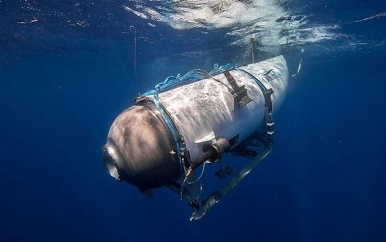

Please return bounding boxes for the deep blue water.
[1,1,386,241]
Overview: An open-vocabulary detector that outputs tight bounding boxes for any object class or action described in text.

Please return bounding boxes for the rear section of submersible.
[103,55,289,219]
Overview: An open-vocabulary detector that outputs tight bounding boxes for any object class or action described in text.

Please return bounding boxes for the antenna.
[132,26,140,96]
[250,34,255,63]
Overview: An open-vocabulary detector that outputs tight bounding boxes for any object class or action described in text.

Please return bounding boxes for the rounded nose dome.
[102,104,182,190]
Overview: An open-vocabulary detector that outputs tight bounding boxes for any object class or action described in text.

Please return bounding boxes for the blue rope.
[154,72,204,93]
[143,63,234,95]
[210,63,234,76]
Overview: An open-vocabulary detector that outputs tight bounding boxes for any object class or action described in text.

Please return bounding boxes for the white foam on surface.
[123,0,342,48]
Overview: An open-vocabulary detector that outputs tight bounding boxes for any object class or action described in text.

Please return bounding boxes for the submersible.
[103,56,289,220]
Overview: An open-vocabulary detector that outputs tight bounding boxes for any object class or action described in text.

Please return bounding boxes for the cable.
[187,162,206,184]
[133,28,140,96]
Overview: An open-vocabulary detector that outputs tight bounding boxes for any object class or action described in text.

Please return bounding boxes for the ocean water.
[1,0,386,241]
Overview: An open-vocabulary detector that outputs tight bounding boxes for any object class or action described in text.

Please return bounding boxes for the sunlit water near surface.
[1,1,386,241]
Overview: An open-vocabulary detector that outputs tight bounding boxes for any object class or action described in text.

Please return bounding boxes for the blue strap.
[144,90,183,172]
[237,68,268,92]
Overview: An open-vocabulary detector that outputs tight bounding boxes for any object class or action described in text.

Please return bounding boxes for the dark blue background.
[1,1,386,241]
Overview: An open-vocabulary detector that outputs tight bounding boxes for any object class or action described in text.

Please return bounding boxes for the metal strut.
[191,141,272,220]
